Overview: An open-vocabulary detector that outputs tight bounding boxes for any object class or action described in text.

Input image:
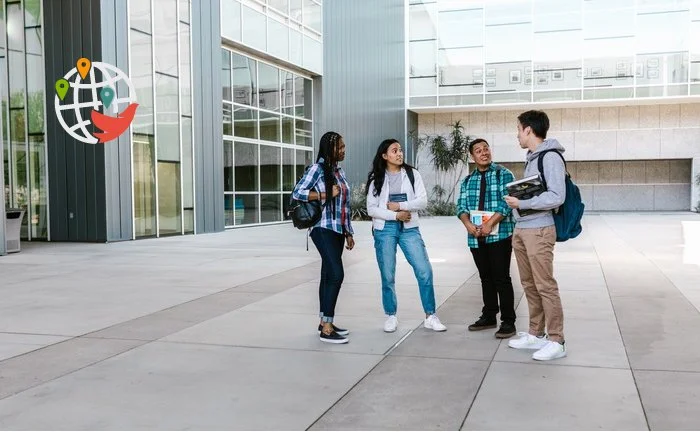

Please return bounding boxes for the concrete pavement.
[0,214,699,430]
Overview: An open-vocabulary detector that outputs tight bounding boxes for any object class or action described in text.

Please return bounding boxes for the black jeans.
[310,227,345,322]
[469,236,516,325]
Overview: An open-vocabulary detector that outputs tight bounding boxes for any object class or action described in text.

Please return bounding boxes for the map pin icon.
[77,57,91,79]
[100,87,115,109]
[55,79,69,100]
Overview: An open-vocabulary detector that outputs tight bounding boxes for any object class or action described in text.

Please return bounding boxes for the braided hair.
[316,131,342,216]
[365,139,414,197]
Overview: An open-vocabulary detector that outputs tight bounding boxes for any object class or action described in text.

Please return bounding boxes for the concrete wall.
[417,102,700,211]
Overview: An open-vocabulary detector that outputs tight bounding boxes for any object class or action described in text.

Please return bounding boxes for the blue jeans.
[310,227,345,323]
[373,221,436,315]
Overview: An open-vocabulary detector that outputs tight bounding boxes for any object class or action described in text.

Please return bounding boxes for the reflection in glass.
[130,0,152,33]
[221,0,242,42]
[133,134,156,237]
[261,194,282,222]
[224,140,234,191]
[295,119,312,147]
[636,52,688,87]
[235,142,259,191]
[223,103,233,136]
[260,111,280,142]
[155,73,180,161]
[294,76,312,118]
[222,49,232,101]
[260,145,281,191]
[438,9,482,49]
[258,63,280,111]
[9,50,25,109]
[439,47,483,94]
[25,28,42,55]
[158,161,182,235]
[290,29,302,66]
[232,53,257,106]
[583,37,634,88]
[130,30,154,135]
[295,150,313,180]
[409,40,437,78]
[153,0,179,76]
[268,18,289,61]
[409,3,437,40]
[234,106,257,139]
[29,135,47,239]
[290,0,302,22]
[534,31,582,91]
[26,54,44,134]
[282,116,294,144]
[181,117,194,213]
[269,0,288,14]
[235,194,260,224]
[282,71,294,114]
[303,0,322,32]
[24,0,41,27]
[180,23,192,116]
[283,148,294,191]
[180,0,190,23]
[7,4,22,51]
[410,77,437,96]
[224,194,235,226]
[241,4,266,51]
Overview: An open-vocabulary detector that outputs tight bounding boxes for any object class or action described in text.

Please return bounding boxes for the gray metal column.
[0,74,6,256]
[322,0,407,185]
[192,0,224,233]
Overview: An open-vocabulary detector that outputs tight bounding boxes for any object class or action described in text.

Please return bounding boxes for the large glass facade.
[222,48,313,227]
[1,0,48,240]
[409,0,700,107]
[220,0,323,74]
[129,0,194,237]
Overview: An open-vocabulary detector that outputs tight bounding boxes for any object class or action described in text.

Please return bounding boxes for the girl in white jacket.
[365,139,447,333]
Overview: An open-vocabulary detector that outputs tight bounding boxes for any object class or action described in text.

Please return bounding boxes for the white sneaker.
[508,332,549,350]
[424,314,447,332]
[384,315,398,333]
[533,341,567,361]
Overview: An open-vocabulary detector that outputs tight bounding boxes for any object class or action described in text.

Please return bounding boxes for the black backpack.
[536,150,585,242]
[288,164,327,230]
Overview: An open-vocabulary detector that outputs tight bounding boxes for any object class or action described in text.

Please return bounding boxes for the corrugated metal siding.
[192,0,224,233]
[44,0,107,242]
[100,0,132,241]
[322,0,406,186]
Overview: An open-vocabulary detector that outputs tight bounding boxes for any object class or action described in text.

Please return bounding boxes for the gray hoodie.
[514,138,567,228]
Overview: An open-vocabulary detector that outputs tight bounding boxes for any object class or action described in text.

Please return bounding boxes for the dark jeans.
[310,227,345,322]
[469,236,516,325]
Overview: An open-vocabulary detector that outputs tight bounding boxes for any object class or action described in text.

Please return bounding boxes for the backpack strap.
[536,149,566,190]
[405,166,416,192]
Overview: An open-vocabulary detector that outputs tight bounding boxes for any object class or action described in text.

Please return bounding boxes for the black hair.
[517,110,550,139]
[316,131,342,215]
[468,138,489,154]
[365,138,415,197]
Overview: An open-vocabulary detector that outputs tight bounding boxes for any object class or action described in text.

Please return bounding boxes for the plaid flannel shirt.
[456,163,515,248]
[292,159,354,236]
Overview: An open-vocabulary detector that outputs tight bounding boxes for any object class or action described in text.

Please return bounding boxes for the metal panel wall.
[100,0,132,241]
[192,0,224,233]
[322,0,407,186]
[44,0,107,242]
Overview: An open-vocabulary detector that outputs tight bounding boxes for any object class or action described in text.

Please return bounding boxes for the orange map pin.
[77,58,91,79]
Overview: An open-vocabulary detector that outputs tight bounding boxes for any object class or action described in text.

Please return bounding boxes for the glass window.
[584,0,635,39]
[182,117,194,209]
[232,53,257,106]
[295,119,312,146]
[261,194,282,222]
[153,0,179,76]
[410,40,437,77]
[235,142,259,191]
[133,134,156,237]
[234,194,260,224]
[130,0,152,33]
[158,161,182,235]
[24,0,41,27]
[268,18,289,61]
[303,0,321,33]
[636,11,689,54]
[258,63,281,111]
[224,140,234,191]
[439,47,482,91]
[225,194,235,226]
[583,36,634,88]
[303,35,322,73]
[410,76,437,96]
[221,0,242,41]
[295,150,313,180]
[534,0,582,33]
[222,49,232,101]
[282,116,294,144]
[638,0,690,14]
[485,0,530,25]
[269,0,289,14]
[241,4,266,51]
[130,30,154,135]
[438,9,482,48]
[260,111,281,142]
[636,52,689,86]
[7,4,23,51]
[180,23,192,116]
[534,30,582,91]
[9,50,25,109]
[409,3,437,40]
[260,145,281,191]
[25,28,42,55]
[290,29,302,65]
[282,71,294,115]
[294,76,312,119]
[223,103,233,136]
[692,20,700,83]
[486,23,531,63]
[155,73,180,161]
[28,134,47,239]
[483,60,532,94]
[290,0,302,22]
[180,0,190,22]
[26,55,44,134]
[283,148,294,190]
[234,106,257,139]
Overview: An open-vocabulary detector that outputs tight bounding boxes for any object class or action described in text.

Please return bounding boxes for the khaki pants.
[512,226,565,343]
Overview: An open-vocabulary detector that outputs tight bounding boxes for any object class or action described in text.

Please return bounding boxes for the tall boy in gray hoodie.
[504,110,567,361]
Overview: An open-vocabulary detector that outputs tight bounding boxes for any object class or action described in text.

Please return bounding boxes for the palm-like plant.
[429,120,470,204]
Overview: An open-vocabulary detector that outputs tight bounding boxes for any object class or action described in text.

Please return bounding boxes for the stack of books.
[506,174,546,217]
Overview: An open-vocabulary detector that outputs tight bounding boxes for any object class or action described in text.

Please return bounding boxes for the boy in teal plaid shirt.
[456,138,517,339]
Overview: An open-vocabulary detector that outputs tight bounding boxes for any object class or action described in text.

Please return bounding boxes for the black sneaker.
[318,324,349,336]
[467,316,497,331]
[494,322,516,339]
[320,330,349,344]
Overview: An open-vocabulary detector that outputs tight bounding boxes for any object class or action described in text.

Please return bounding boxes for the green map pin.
[55,79,69,100]
[100,87,115,109]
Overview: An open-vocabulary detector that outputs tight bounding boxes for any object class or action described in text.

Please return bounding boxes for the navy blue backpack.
[537,150,585,242]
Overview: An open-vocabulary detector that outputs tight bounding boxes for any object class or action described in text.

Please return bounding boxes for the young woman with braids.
[292,131,355,344]
[365,139,447,333]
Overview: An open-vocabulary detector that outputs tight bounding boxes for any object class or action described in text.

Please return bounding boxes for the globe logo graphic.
[54,58,138,144]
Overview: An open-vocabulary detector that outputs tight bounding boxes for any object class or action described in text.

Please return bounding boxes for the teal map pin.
[100,87,115,109]
[55,79,69,100]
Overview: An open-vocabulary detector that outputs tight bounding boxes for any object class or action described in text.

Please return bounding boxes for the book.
[506,174,546,217]
[470,210,500,234]
[389,193,408,203]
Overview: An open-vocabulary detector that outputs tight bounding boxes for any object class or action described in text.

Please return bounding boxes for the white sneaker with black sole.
[320,330,349,344]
